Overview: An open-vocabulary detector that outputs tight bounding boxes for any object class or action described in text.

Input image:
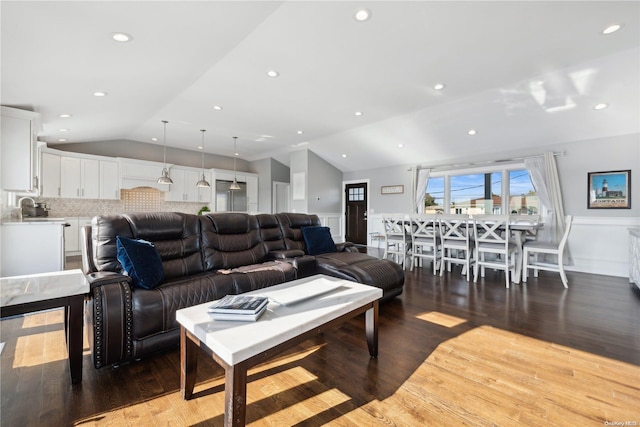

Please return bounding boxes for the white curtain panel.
[415,168,430,213]
[525,152,571,264]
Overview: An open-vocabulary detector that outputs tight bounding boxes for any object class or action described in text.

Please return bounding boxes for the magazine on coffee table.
[208,303,268,321]
[207,295,268,315]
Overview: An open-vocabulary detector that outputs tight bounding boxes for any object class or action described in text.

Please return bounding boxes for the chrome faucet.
[16,197,35,220]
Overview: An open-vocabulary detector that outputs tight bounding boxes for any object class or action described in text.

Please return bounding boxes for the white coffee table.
[176,274,382,427]
[0,269,89,384]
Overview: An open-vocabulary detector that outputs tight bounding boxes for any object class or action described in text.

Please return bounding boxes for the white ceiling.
[2,1,639,172]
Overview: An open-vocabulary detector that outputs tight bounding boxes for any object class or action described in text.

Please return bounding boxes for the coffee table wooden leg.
[67,295,84,384]
[224,361,248,427]
[365,300,379,358]
[181,326,198,400]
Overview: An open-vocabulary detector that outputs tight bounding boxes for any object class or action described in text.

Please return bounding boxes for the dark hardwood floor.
[1,254,639,426]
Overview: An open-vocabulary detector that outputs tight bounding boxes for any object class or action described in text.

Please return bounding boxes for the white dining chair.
[473,214,518,288]
[438,214,474,280]
[522,215,573,288]
[409,214,441,274]
[381,214,411,269]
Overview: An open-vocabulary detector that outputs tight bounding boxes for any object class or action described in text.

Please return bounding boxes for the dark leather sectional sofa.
[81,211,404,369]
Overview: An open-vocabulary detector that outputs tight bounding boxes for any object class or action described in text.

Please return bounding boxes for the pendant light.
[196,129,211,188]
[157,120,173,184]
[230,136,241,190]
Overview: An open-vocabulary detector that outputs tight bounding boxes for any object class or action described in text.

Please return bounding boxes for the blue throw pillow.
[301,226,337,255]
[116,235,165,290]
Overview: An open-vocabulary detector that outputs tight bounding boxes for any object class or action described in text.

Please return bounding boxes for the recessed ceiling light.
[198,146,203,150]
[398,144,404,148]
[59,114,72,118]
[58,138,67,142]
[151,137,158,142]
[59,128,70,132]
[93,91,108,97]
[354,111,363,116]
[354,8,371,22]
[296,130,304,135]
[212,105,223,111]
[594,103,609,110]
[468,129,477,135]
[342,154,348,158]
[266,70,279,78]
[602,24,622,35]
[112,32,133,42]
[433,83,445,90]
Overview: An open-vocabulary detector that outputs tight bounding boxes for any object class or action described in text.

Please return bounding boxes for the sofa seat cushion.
[313,251,376,267]
[314,253,404,302]
[224,261,297,294]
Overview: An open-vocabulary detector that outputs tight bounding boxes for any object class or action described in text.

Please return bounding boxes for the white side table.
[1,269,89,383]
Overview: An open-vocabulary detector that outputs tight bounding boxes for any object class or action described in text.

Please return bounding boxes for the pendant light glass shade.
[230,136,241,190]
[196,129,211,188]
[157,120,173,184]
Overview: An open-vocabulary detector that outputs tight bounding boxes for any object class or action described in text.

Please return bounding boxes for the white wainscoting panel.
[316,213,344,243]
[567,216,639,278]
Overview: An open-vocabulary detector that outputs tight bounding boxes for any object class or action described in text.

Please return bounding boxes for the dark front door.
[345,183,368,245]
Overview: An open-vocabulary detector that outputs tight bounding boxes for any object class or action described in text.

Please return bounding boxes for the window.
[509,169,539,215]
[422,165,538,216]
[425,177,444,213]
[450,172,502,215]
[348,187,364,201]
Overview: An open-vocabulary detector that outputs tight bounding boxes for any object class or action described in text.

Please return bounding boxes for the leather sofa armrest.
[86,271,132,291]
[290,255,317,278]
[267,249,306,260]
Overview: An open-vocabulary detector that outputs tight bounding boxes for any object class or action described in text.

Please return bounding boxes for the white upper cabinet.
[40,151,61,197]
[60,157,99,199]
[1,106,40,192]
[165,166,212,203]
[99,160,120,200]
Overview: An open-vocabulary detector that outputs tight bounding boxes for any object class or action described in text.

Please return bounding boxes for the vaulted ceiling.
[2,1,638,172]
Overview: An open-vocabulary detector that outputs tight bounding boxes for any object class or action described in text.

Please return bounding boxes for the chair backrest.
[438,214,471,243]
[473,214,510,245]
[381,214,408,240]
[409,214,439,243]
[558,215,573,255]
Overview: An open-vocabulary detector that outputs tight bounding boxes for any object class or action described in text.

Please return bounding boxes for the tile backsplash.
[40,187,208,219]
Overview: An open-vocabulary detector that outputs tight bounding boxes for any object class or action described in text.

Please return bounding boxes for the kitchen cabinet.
[246,175,258,213]
[166,167,211,203]
[99,160,120,199]
[1,106,40,192]
[119,159,169,192]
[60,157,100,199]
[1,220,66,276]
[64,217,92,255]
[40,151,61,197]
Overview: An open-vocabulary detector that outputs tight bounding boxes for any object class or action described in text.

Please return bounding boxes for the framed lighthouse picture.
[588,170,631,209]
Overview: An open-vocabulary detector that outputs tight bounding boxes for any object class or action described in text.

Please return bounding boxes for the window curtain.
[415,168,430,213]
[525,152,571,263]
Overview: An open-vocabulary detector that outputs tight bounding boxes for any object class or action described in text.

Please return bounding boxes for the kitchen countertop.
[1,218,68,225]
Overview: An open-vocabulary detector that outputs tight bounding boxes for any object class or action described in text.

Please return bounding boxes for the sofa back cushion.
[275,213,322,252]
[92,212,204,280]
[256,214,286,252]
[201,212,268,270]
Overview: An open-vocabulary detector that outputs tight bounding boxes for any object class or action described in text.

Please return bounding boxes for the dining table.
[398,215,542,283]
